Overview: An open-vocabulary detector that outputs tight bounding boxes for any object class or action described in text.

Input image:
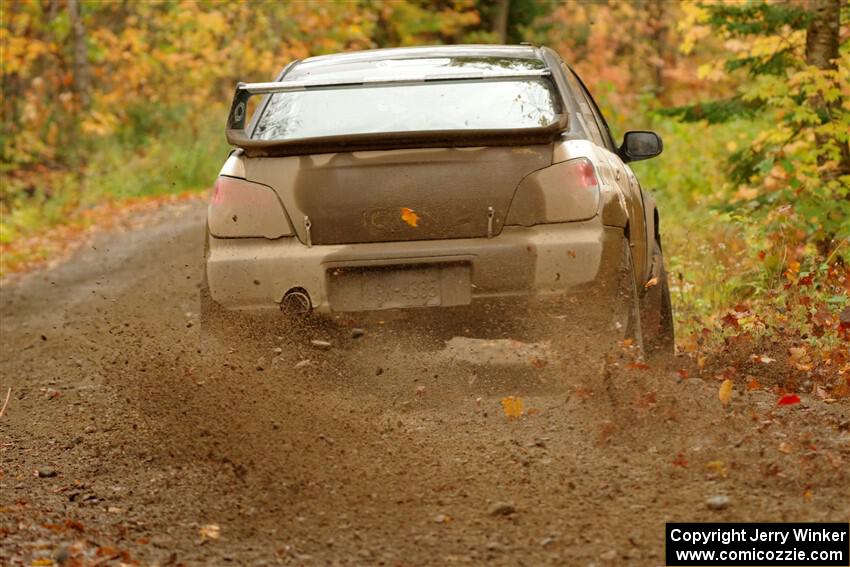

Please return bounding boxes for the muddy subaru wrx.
[201,45,673,353]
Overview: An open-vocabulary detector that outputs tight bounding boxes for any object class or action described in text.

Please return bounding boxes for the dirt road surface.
[2,202,848,566]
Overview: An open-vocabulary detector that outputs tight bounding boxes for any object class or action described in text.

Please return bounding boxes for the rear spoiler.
[225,70,567,156]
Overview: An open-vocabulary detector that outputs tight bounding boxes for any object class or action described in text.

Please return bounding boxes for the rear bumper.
[205,219,625,313]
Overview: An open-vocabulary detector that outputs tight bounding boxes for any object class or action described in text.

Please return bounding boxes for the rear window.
[252,78,562,141]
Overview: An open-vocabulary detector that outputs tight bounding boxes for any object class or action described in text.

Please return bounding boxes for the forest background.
[2,0,848,393]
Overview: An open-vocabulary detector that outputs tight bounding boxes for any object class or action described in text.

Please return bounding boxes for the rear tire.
[642,240,675,356]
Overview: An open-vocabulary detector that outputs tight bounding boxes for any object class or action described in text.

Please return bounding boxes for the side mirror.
[619,131,663,162]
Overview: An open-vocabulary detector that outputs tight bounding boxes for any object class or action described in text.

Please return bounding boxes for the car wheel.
[641,239,675,356]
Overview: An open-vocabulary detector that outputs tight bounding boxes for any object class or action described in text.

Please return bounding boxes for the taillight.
[210,178,224,205]
[208,175,293,239]
[505,158,601,226]
[567,157,598,189]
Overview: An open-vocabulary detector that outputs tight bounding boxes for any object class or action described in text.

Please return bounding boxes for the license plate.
[327,264,471,312]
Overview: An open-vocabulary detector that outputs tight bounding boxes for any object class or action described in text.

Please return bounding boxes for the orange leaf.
[500,396,523,418]
[705,460,727,478]
[400,207,419,227]
[718,379,733,405]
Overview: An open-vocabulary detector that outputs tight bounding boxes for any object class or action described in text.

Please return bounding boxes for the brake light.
[504,157,601,226]
[565,157,598,189]
[211,178,224,205]
[208,175,293,239]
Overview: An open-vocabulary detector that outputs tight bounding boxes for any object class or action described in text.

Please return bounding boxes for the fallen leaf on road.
[788,347,811,371]
[199,524,220,540]
[672,452,688,468]
[778,442,793,454]
[706,460,727,478]
[500,396,523,418]
[718,379,733,405]
[777,394,800,406]
[679,334,698,353]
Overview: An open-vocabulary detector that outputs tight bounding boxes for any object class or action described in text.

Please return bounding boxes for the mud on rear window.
[252,78,563,142]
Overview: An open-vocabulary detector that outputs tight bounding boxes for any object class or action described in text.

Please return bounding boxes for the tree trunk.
[805,0,847,251]
[805,0,840,71]
[805,0,848,173]
[646,0,669,101]
[491,0,510,44]
[67,0,91,109]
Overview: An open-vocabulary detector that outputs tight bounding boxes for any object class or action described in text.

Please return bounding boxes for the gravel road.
[1,201,848,566]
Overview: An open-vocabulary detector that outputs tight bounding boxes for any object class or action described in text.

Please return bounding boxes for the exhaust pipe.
[281,288,312,316]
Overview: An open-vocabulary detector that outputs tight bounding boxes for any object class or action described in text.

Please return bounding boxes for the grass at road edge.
[1,109,228,277]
